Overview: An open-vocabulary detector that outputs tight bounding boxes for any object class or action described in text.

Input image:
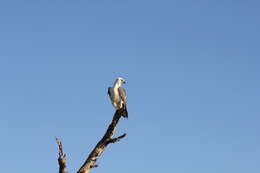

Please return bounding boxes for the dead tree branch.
[56,137,68,173]
[55,108,126,173]
[77,108,126,173]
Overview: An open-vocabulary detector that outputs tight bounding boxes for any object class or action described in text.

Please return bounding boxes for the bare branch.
[77,108,126,173]
[106,133,127,144]
[89,165,98,168]
[56,137,68,173]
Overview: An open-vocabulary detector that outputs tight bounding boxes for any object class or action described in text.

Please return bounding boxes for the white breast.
[109,87,122,109]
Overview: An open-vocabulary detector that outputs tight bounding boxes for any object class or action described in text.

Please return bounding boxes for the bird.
[108,77,128,118]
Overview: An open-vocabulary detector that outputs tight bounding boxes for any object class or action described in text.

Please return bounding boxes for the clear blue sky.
[0,0,259,173]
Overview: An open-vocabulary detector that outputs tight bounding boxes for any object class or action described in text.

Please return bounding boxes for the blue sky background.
[0,0,259,173]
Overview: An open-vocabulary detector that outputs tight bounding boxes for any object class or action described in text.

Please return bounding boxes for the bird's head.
[115,77,126,86]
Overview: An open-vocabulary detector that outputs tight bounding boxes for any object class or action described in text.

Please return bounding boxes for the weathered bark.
[56,108,126,173]
[56,137,68,173]
[77,108,126,173]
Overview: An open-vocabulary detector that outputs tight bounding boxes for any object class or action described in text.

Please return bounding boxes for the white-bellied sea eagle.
[108,77,128,118]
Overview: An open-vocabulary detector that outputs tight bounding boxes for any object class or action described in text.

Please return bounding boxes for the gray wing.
[118,87,128,118]
[118,87,127,104]
[108,87,113,101]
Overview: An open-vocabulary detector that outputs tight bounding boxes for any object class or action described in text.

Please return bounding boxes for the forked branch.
[56,108,126,173]
[77,108,126,173]
[56,137,68,173]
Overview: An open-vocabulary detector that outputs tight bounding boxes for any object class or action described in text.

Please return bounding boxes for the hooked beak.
[123,80,126,84]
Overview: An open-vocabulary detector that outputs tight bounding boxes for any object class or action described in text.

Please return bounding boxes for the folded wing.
[118,87,128,118]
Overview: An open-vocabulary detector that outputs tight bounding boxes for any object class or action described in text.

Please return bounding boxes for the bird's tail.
[122,105,128,118]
